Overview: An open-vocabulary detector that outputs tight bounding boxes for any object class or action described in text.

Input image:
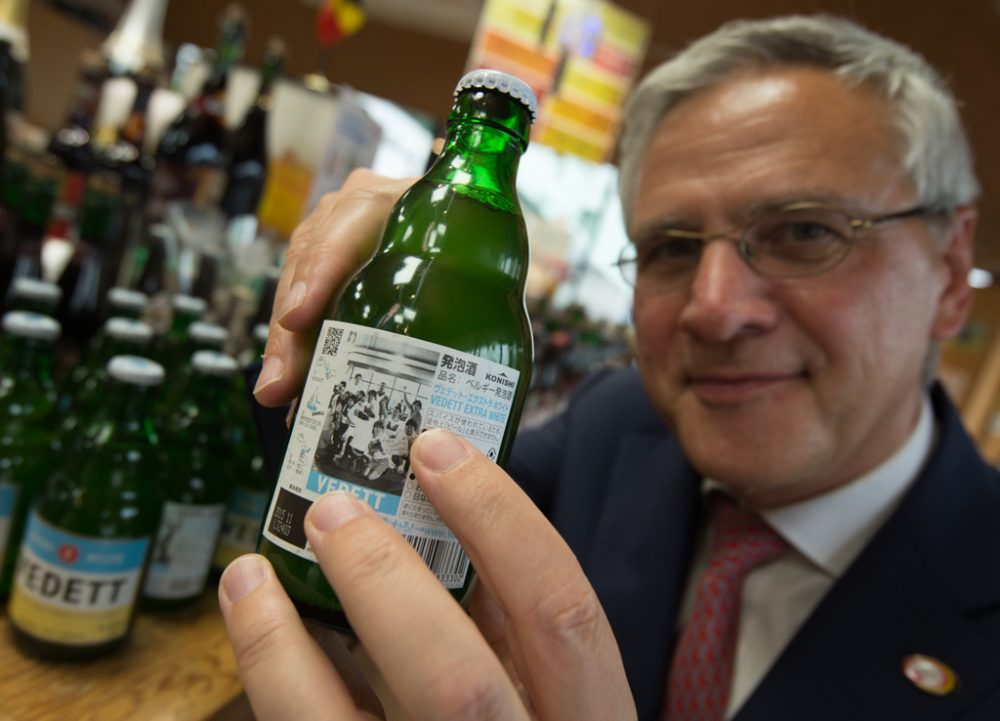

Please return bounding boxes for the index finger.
[409,430,637,721]
[254,170,413,407]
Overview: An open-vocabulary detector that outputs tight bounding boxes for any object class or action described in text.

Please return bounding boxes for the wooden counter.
[0,586,246,721]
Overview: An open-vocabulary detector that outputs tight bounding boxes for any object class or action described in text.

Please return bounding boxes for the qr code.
[322,328,343,356]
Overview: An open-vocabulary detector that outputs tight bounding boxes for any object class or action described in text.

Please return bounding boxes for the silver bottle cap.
[192,350,239,377]
[107,287,149,313]
[11,278,62,304]
[253,323,269,344]
[104,317,154,344]
[107,355,165,386]
[172,294,207,316]
[2,311,61,341]
[189,321,229,347]
[455,69,538,122]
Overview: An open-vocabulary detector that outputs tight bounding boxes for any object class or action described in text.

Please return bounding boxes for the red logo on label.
[58,544,79,564]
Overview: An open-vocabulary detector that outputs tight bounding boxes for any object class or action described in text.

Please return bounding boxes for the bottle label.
[143,501,226,600]
[213,487,269,569]
[8,513,149,646]
[0,482,17,562]
[263,321,520,590]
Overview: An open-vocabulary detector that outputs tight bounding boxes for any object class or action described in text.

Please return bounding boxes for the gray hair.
[617,15,980,228]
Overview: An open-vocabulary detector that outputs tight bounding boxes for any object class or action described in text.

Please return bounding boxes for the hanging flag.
[315,0,367,46]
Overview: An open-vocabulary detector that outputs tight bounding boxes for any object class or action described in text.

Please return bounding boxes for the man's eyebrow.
[629,192,858,241]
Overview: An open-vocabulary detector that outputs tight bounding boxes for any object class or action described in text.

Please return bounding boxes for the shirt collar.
[705,395,935,577]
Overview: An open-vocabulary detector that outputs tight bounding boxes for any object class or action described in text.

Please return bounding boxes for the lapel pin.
[902,654,958,697]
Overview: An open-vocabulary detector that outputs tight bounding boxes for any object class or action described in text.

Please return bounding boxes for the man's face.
[630,67,972,508]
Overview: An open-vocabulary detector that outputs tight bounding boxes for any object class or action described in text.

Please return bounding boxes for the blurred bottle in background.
[8,355,164,660]
[0,310,60,598]
[144,350,237,610]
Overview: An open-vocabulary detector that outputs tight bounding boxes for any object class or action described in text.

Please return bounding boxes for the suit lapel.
[586,431,702,721]
[737,389,1000,721]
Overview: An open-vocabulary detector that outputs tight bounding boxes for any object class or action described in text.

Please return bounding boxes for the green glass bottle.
[7,355,164,660]
[142,350,237,610]
[0,311,61,597]
[258,69,537,630]
[150,293,207,371]
[61,316,154,433]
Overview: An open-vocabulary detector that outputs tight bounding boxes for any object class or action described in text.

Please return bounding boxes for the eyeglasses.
[615,202,938,292]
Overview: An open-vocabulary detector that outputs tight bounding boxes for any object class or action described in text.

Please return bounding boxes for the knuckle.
[532,578,604,651]
[230,613,288,677]
[329,521,400,587]
[420,661,510,721]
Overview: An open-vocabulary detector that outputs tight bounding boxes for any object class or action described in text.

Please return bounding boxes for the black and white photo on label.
[312,332,438,497]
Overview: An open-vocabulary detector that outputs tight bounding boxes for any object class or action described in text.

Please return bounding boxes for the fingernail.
[221,554,270,603]
[308,492,366,533]
[278,281,307,321]
[414,428,469,472]
[254,355,284,394]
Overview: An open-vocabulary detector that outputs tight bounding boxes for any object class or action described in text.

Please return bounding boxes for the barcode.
[403,534,470,589]
[322,328,343,356]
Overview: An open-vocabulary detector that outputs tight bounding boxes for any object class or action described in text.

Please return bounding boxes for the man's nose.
[678,240,780,342]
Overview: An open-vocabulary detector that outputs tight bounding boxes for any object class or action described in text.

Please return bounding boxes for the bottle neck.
[97,380,158,444]
[6,336,55,385]
[424,120,524,205]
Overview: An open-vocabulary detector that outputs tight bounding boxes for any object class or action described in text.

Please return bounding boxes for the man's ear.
[931,204,978,342]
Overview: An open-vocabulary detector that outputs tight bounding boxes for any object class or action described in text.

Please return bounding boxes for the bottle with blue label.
[8,355,164,659]
[143,350,236,610]
[0,311,62,598]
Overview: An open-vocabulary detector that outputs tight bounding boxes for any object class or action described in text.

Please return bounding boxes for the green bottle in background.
[61,316,154,433]
[258,69,537,631]
[143,350,237,610]
[0,311,61,597]
[7,355,163,660]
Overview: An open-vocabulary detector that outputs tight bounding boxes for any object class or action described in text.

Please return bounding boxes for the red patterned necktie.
[663,494,789,721]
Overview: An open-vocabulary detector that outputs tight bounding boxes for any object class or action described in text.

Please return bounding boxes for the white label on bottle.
[213,487,270,569]
[8,512,149,645]
[0,482,17,562]
[143,501,225,600]
[262,320,520,590]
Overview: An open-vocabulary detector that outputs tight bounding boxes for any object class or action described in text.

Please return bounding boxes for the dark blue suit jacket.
[509,368,1000,721]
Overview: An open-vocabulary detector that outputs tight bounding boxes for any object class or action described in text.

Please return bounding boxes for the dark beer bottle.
[0,311,61,597]
[258,69,537,630]
[142,350,237,609]
[221,36,285,220]
[7,355,164,659]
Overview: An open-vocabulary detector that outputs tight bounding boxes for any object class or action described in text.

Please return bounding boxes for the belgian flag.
[315,0,367,45]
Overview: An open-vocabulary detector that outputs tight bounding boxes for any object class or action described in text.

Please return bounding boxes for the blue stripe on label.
[0,484,16,517]
[305,470,400,515]
[24,513,149,574]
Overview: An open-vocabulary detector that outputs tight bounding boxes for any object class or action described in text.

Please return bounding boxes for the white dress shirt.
[678,397,936,719]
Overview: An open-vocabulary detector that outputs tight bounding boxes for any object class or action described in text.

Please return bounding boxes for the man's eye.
[638,237,701,267]
[764,221,838,245]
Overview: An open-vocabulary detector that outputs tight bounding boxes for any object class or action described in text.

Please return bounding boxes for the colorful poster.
[467,0,650,163]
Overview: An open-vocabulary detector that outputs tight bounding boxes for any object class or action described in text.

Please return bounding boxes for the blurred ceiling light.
[969,268,993,288]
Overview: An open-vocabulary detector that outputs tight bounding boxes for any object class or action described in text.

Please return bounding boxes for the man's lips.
[685,371,804,404]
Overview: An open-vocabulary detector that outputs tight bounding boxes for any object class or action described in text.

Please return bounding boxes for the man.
[219,15,999,721]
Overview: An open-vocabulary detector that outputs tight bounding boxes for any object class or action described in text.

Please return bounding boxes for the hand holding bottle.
[252,168,413,408]
[219,428,636,720]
